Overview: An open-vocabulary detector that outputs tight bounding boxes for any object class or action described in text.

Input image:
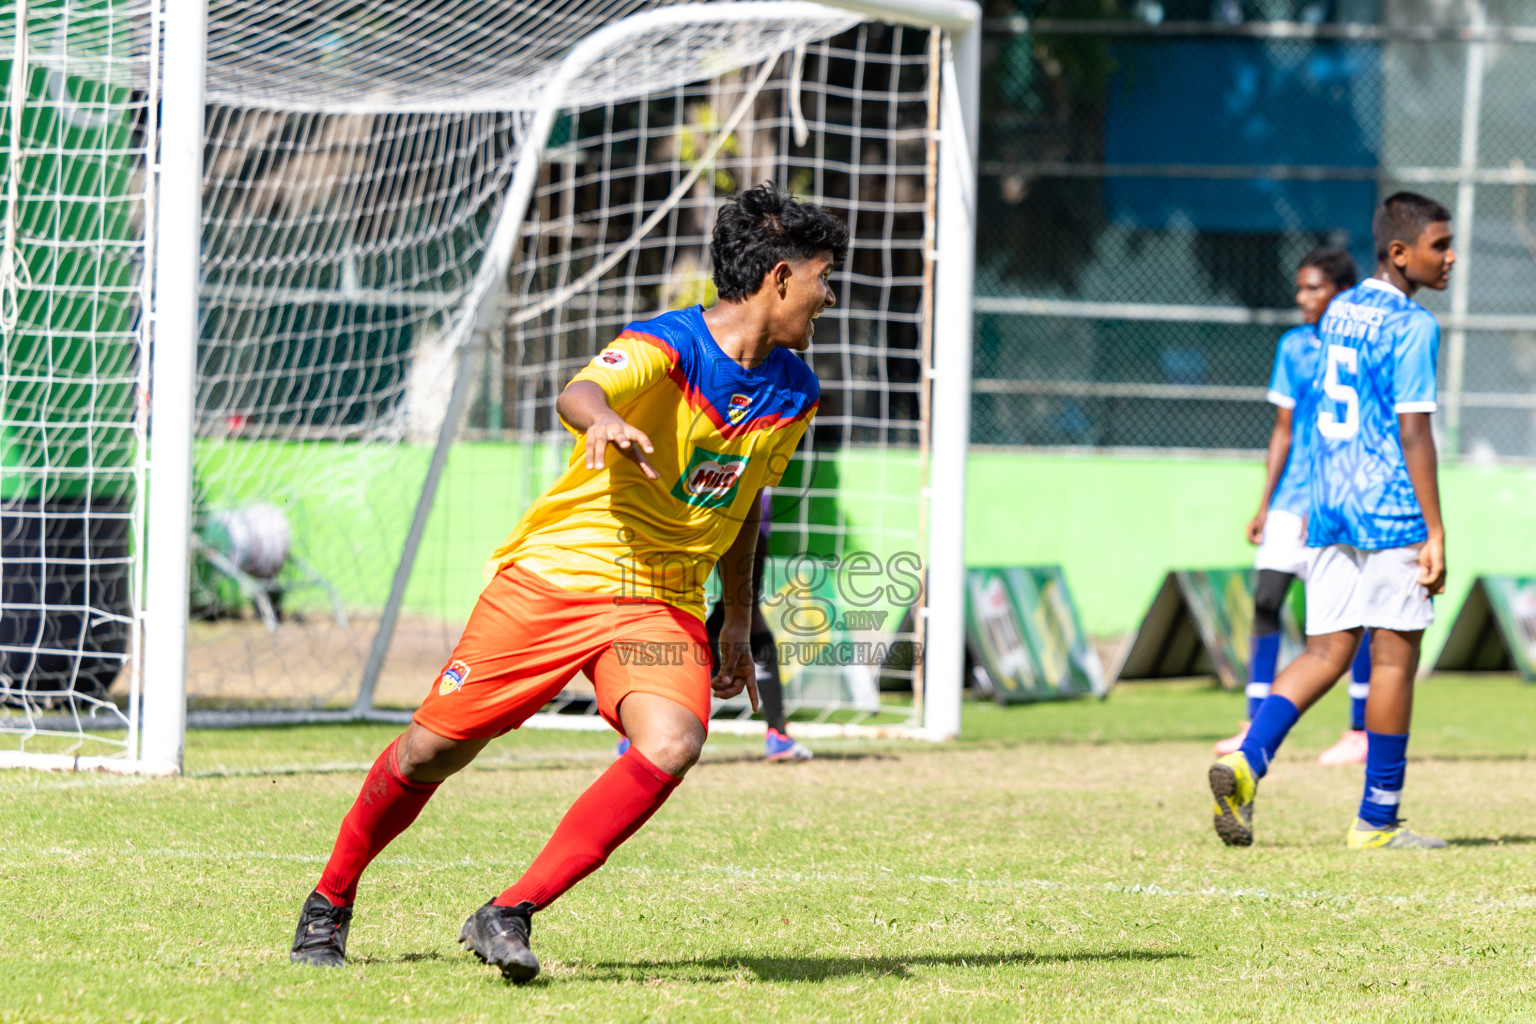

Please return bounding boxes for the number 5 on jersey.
[1318,344,1359,440]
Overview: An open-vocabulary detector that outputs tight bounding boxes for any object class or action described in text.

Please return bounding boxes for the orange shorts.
[413,562,712,741]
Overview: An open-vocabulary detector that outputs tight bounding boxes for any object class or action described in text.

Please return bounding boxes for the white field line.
[2,845,1532,914]
[0,751,621,789]
[0,739,827,789]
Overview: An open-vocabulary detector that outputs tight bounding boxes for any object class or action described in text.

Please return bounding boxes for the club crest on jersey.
[595,348,629,371]
[438,659,471,696]
[727,393,753,425]
[671,448,748,509]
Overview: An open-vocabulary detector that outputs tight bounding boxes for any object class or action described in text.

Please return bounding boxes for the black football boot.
[290,889,353,967]
[458,900,540,983]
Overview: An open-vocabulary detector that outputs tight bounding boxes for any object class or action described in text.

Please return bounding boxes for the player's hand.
[711,615,759,713]
[584,416,658,480]
[1418,534,1446,595]
[1245,511,1266,546]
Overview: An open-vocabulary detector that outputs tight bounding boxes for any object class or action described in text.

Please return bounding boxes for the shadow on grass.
[987,732,1256,749]
[370,950,553,987]
[584,949,1189,982]
[1414,754,1536,763]
[1444,835,1536,848]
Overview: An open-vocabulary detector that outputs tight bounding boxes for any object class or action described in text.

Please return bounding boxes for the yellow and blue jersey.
[1306,278,1439,550]
[489,305,818,620]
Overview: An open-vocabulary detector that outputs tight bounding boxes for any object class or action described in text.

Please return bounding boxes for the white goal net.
[0,0,149,762]
[480,25,942,734]
[0,0,977,772]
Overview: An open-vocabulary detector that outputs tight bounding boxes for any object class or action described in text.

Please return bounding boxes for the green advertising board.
[965,566,1105,703]
[1433,576,1536,681]
[1116,568,1305,691]
[1,3,141,502]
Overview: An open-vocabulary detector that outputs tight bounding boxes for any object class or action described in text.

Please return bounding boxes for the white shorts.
[1254,509,1310,579]
[1305,543,1434,635]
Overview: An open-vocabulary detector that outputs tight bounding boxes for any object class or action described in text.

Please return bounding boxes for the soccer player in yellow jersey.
[289,184,845,983]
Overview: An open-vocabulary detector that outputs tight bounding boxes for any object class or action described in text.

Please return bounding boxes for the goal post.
[141,0,212,776]
[0,0,980,774]
[924,4,979,740]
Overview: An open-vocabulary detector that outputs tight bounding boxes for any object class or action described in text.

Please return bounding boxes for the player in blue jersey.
[1209,192,1454,849]
[1214,248,1375,766]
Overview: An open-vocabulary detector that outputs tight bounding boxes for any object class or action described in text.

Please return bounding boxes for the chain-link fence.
[974,0,1536,458]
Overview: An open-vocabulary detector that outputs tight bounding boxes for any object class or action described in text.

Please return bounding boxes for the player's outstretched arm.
[711,489,763,712]
[1399,411,1446,594]
[1249,407,1293,544]
[556,380,659,480]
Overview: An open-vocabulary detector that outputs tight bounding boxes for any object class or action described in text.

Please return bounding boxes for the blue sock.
[1238,695,1300,779]
[1359,731,1409,827]
[1247,632,1280,721]
[1349,632,1371,732]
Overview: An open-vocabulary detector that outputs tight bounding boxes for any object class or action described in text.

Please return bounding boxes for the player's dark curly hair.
[1373,191,1452,262]
[1297,246,1357,291]
[710,183,849,301]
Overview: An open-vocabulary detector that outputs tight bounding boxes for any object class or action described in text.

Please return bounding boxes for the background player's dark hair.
[1373,192,1452,262]
[1297,246,1357,291]
[711,183,850,301]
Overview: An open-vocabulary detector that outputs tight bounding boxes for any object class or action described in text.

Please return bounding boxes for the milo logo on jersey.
[672,448,749,509]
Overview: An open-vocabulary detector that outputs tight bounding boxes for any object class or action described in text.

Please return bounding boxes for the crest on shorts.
[438,659,471,696]
[595,348,629,371]
[727,392,753,425]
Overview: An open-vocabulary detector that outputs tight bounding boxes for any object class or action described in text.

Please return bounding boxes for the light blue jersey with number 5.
[1305,277,1439,550]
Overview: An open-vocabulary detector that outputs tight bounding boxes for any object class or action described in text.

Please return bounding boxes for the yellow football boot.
[1346,819,1447,850]
[1208,751,1257,847]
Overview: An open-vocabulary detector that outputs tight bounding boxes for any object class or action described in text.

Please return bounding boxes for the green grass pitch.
[4,676,1536,1023]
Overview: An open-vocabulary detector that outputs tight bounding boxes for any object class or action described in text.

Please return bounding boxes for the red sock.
[316,737,440,906]
[494,745,681,910]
